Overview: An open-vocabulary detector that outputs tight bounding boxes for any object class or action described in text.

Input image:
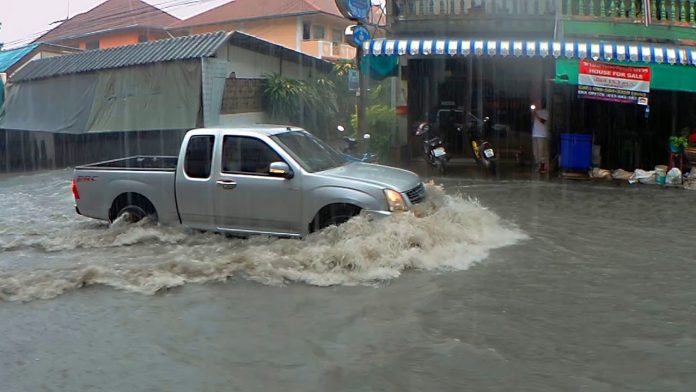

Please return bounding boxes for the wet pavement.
[1,168,695,391]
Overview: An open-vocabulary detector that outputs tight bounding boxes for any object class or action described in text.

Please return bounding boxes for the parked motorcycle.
[337,125,378,163]
[415,121,449,174]
[462,113,498,175]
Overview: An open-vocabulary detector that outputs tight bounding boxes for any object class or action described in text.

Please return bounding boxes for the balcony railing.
[301,40,356,60]
[392,0,558,19]
[391,0,696,25]
[565,0,696,25]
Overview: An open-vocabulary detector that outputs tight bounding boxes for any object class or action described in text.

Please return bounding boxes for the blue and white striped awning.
[363,39,696,66]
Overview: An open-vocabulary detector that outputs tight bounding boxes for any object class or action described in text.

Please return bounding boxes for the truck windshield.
[271,131,347,173]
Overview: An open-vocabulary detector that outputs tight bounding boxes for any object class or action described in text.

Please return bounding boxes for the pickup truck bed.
[77,156,178,171]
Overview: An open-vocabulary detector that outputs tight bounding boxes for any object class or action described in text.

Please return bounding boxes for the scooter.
[415,122,449,174]
[337,125,378,163]
[462,113,497,175]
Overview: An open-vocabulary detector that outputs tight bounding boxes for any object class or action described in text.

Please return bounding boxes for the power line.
[4,0,223,47]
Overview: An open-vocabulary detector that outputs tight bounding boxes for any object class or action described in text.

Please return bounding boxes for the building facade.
[169,0,364,61]
[375,0,696,171]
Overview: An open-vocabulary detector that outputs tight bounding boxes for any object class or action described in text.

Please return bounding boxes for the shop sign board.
[335,0,371,21]
[348,69,359,91]
[577,60,651,105]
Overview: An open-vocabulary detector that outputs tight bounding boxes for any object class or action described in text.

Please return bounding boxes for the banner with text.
[577,60,651,105]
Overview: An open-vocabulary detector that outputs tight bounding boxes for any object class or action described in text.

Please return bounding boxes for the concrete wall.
[202,58,235,127]
[223,45,312,80]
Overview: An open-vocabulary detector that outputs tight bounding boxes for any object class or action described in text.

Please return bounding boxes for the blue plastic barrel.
[560,133,592,170]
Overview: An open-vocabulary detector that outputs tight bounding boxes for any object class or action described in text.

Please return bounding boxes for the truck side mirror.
[269,161,293,179]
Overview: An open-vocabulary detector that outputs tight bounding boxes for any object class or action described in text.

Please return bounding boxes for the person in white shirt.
[532,105,549,173]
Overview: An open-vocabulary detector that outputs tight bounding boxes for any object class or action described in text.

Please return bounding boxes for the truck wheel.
[110,193,157,224]
[116,205,148,224]
[310,204,361,233]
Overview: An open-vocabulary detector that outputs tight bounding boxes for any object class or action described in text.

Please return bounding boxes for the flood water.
[1,169,695,391]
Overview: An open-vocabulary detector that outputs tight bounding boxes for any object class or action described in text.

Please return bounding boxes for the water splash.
[0,182,526,302]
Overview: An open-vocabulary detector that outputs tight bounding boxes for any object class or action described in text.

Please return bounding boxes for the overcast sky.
[1,0,232,49]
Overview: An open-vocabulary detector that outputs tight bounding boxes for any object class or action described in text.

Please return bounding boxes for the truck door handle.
[216,180,237,190]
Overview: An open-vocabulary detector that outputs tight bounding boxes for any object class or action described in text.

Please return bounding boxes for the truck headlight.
[384,189,407,212]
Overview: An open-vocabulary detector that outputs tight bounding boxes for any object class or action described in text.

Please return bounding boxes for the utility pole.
[336,0,372,135]
[356,44,368,136]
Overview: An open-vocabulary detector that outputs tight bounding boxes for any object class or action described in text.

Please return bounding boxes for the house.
[32,0,180,50]
[0,31,331,172]
[169,0,363,61]
[375,0,696,170]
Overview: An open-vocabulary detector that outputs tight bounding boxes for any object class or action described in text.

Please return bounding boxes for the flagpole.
[644,0,651,27]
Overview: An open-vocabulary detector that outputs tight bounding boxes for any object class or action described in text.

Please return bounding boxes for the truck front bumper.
[364,209,392,220]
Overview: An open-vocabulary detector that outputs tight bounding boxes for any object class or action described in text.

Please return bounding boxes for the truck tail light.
[71,179,80,200]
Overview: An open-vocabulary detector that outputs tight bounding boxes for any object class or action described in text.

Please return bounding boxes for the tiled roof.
[171,0,343,28]
[0,44,39,73]
[35,0,180,43]
[14,32,229,82]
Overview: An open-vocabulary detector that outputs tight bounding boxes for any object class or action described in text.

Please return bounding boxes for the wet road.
[1,169,695,391]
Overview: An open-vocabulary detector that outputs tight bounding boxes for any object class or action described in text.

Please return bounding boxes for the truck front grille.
[406,183,426,205]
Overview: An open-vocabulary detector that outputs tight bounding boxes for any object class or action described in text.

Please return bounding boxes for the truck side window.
[222,136,282,175]
[184,135,214,179]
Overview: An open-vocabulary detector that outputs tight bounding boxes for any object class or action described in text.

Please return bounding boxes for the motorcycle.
[337,125,378,163]
[462,113,498,175]
[415,122,449,174]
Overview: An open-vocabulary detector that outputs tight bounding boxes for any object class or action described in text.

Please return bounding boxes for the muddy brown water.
[1,169,695,391]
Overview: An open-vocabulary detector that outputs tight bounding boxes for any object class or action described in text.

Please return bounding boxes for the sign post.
[336,0,372,136]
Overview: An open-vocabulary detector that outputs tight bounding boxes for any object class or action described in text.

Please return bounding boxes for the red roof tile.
[171,0,343,29]
[35,0,180,43]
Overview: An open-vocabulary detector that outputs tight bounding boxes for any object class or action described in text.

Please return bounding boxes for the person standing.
[532,104,550,173]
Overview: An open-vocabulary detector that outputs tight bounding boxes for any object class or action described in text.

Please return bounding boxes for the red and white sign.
[578,60,651,105]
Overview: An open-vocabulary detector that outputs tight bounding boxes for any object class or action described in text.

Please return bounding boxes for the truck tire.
[109,193,157,224]
[310,204,361,233]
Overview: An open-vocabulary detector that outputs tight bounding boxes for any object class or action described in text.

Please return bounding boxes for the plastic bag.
[590,168,612,180]
[612,169,633,181]
[666,168,682,184]
[632,169,656,184]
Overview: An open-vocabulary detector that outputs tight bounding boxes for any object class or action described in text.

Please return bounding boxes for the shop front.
[364,38,696,172]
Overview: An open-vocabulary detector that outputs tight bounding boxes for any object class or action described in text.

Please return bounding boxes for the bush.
[351,104,397,161]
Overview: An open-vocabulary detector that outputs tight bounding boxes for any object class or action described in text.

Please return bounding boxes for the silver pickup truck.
[72,126,426,237]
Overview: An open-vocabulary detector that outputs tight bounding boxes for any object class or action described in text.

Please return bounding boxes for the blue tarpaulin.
[0,44,38,73]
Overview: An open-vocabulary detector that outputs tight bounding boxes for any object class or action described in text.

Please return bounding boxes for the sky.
[1,0,233,49]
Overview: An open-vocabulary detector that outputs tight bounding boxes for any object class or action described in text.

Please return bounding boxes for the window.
[271,131,346,173]
[85,40,99,50]
[184,135,214,179]
[332,28,344,43]
[302,22,311,40]
[312,25,325,40]
[222,136,283,175]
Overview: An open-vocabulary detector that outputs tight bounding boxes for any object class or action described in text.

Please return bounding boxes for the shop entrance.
[407,57,555,160]
[554,86,696,171]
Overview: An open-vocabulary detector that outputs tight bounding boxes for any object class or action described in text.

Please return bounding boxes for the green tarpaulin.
[361,55,399,80]
[556,58,696,93]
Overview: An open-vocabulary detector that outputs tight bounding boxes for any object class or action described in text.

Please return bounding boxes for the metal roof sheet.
[11,31,230,82]
[0,44,39,73]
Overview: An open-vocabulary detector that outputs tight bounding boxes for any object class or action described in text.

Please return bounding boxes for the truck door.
[175,134,216,231]
[213,135,302,236]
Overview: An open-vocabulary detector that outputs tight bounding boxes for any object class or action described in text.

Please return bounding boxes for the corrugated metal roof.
[12,31,230,82]
[0,44,39,73]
